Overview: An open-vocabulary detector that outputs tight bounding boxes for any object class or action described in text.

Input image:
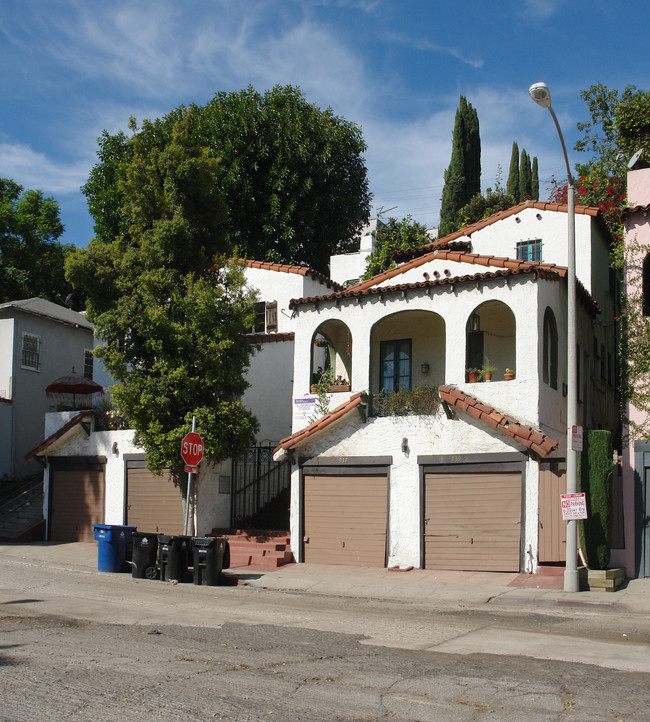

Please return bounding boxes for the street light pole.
[529,82,579,593]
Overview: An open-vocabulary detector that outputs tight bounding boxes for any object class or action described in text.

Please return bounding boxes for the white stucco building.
[26,263,340,542]
[274,201,619,574]
[23,201,623,576]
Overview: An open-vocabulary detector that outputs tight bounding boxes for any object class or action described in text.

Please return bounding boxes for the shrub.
[577,429,613,570]
[371,385,440,417]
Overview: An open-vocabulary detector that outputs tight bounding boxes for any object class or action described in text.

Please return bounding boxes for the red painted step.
[209,529,293,568]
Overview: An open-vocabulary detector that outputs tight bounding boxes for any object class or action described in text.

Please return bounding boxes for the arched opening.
[465,301,516,380]
[310,320,352,391]
[370,310,446,394]
[543,307,558,389]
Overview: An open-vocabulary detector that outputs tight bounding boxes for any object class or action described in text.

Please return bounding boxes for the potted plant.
[504,368,515,380]
[480,358,497,382]
[466,367,481,383]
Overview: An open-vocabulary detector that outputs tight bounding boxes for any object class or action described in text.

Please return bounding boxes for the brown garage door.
[424,472,522,572]
[303,474,387,567]
[50,468,104,542]
[126,465,185,535]
[538,467,566,563]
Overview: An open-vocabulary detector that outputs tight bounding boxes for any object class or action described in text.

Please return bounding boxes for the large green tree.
[0,178,73,303]
[550,85,649,241]
[567,85,650,438]
[362,216,429,278]
[439,96,481,236]
[83,85,370,275]
[67,115,258,471]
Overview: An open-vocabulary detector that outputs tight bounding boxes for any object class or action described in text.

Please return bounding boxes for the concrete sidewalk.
[1,540,648,616]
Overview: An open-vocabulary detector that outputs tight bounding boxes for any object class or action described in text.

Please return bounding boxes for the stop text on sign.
[180,431,204,468]
[183,440,203,457]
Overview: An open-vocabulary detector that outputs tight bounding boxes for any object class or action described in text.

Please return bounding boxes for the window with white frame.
[21,333,41,371]
[516,239,542,262]
[84,349,94,380]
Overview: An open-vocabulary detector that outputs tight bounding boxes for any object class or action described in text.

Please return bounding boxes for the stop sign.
[181,431,204,468]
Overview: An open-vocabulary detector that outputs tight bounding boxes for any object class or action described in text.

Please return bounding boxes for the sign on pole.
[182,418,203,536]
[181,431,204,473]
[561,492,587,520]
[571,424,583,452]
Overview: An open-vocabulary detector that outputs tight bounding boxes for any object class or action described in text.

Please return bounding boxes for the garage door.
[303,474,387,567]
[126,465,185,535]
[424,472,522,572]
[50,468,104,542]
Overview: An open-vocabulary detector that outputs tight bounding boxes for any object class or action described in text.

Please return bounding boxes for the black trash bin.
[192,536,227,586]
[131,532,159,579]
[157,535,192,582]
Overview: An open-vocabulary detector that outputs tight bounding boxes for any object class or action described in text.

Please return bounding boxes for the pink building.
[617,166,650,578]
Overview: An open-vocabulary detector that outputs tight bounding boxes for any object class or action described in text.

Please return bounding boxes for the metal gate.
[231,446,290,530]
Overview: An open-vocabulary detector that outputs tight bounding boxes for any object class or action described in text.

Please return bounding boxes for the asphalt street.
[1,544,649,720]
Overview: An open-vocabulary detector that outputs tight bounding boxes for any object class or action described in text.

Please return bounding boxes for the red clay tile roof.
[274,393,366,455]
[243,259,342,291]
[439,385,558,457]
[621,203,650,222]
[246,332,294,344]
[392,201,608,263]
[25,411,94,461]
[274,386,558,459]
[289,250,600,317]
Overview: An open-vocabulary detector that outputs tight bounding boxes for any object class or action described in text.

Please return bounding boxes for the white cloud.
[0,142,88,196]
[517,0,565,20]
[389,34,484,69]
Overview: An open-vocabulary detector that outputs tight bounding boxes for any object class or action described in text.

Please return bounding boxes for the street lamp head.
[529,82,552,109]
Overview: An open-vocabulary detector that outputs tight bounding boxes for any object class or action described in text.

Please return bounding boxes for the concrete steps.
[210,529,293,569]
[0,487,45,542]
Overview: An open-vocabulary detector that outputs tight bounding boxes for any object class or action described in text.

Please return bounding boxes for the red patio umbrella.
[46,368,104,409]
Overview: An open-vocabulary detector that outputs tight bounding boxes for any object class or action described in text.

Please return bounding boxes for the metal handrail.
[0,477,44,523]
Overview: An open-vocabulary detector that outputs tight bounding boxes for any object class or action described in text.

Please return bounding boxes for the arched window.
[543,307,558,389]
[465,301,516,381]
[310,320,352,391]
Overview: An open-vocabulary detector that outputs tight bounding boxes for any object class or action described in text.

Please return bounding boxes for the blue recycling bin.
[93,524,137,573]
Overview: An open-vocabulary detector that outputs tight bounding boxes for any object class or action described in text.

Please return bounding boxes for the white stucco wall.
[243,339,294,445]
[40,424,232,536]
[328,219,383,286]
[0,318,14,400]
[196,460,232,535]
[467,207,595,292]
[329,250,371,287]
[287,410,538,570]
[243,266,334,332]
[40,427,140,533]
[291,273,543,433]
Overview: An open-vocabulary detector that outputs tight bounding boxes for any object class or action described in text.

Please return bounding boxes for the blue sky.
[1,0,648,249]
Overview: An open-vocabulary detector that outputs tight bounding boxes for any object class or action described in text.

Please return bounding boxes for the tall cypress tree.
[506,142,519,199]
[519,149,532,200]
[531,156,539,200]
[439,96,481,236]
